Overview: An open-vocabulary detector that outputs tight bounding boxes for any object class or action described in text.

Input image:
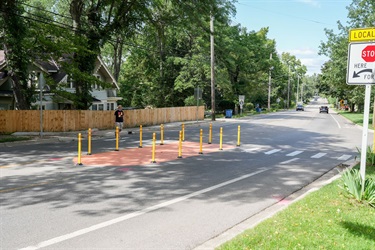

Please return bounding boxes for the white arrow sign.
[347,42,375,85]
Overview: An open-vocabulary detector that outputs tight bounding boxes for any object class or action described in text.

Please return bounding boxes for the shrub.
[363,178,375,207]
[356,146,375,167]
[244,102,254,111]
[341,168,363,201]
[341,168,375,207]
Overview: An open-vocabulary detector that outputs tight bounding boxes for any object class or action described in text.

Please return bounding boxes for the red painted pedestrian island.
[74,141,235,167]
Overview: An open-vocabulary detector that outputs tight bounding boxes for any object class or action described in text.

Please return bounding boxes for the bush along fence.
[0,106,205,133]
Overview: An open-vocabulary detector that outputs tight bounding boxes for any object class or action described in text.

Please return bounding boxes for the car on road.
[296,104,304,111]
[319,106,329,113]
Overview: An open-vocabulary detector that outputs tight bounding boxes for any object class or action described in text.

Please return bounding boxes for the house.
[0,50,122,110]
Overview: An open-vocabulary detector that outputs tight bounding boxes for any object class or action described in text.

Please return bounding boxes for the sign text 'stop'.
[350,28,375,42]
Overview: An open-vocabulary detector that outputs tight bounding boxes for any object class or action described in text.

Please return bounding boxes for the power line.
[236,1,337,27]
[21,2,72,21]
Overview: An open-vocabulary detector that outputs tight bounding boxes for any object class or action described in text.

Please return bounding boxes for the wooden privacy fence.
[0,106,205,133]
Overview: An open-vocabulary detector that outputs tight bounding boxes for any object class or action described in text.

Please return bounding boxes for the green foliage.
[1,0,35,109]
[356,145,375,167]
[363,178,375,207]
[184,96,204,107]
[341,168,375,207]
[318,1,375,109]
[341,168,364,201]
[1,0,315,110]
[244,102,254,111]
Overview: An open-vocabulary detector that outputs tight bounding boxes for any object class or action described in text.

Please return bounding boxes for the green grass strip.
[219,167,375,250]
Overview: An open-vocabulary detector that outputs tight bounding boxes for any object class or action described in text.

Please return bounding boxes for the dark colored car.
[319,106,329,113]
[296,104,304,111]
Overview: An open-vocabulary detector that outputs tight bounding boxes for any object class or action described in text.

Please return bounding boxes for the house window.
[107,103,115,110]
[66,76,75,88]
[92,104,98,110]
[98,104,104,110]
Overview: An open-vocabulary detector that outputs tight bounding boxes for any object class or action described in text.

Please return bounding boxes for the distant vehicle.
[296,104,304,111]
[319,106,329,113]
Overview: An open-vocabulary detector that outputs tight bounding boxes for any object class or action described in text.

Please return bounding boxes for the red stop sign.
[362,45,375,62]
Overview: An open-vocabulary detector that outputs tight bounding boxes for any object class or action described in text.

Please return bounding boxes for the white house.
[0,51,122,110]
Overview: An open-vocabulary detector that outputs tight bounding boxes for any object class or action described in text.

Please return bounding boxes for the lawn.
[218,166,375,250]
[339,111,373,127]
[0,135,31,143]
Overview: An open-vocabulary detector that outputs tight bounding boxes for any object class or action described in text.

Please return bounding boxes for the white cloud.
[287,48,316,56]
[296,0,321,8]
[283,47,328,75]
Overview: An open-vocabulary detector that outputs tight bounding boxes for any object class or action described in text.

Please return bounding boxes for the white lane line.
[19,168,269,250]
[286,151,303,157]
[330,113,341,129]
[337,154,351,161]
[264,149,281,155]
[311,153,327,159]
[280,158,299,164]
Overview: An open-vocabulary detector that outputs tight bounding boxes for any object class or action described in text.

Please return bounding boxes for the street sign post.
[39,73,45,138]
[347,42,375,85]
[239,95,245,115]
[195,87,202,122]
[347,28,375,196]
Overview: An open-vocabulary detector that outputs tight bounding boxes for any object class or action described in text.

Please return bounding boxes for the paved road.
[0,100,367,249]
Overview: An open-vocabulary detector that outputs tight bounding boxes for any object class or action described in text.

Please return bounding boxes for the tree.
[1,0,34,109]
[319,0,375,112]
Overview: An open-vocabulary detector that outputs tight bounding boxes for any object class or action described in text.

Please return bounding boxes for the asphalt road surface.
[1,99,368,250]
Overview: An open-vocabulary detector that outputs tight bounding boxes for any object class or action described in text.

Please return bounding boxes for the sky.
[233,0,352,75]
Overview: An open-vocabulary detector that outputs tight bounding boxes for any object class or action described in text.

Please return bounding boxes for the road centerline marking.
[19,168,269,250]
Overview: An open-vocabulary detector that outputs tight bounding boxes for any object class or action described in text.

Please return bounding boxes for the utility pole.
[268,53,273,111]
[286,64,290,109]
[210,13,215,121]
[296,74,299,104]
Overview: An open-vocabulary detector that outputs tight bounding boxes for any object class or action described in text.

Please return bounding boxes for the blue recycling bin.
[225,109,233,118]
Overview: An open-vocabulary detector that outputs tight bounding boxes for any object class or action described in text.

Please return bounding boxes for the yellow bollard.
[178,131,183,158]
[87,128,92,155]
[208,123,212,144]
[219,127,223,150]
[160,124,164,145]
[115,126,119,151]
[151,132,156,163]
[237,125,241,147]
[139,125,143,148]
[199,129,203,154]
[182,123,185,142]
[77,133,83,165]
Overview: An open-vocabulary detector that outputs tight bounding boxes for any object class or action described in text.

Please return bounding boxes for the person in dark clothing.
[114,105,124,132]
